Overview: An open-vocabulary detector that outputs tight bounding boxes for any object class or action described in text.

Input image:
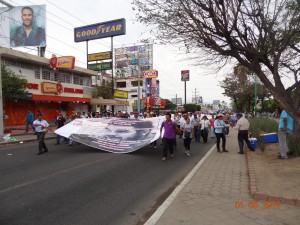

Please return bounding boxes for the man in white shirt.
[200,115,210,143]
[235,113,255,154]
[33,114,52,155]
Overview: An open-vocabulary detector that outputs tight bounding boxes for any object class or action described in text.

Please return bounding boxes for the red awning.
[32,94,90,103]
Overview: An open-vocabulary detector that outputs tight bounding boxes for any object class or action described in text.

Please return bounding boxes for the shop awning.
[32,94,90,103]
[90,98,129,106]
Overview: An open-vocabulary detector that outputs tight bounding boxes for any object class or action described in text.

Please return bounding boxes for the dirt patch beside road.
[250,143,300,200]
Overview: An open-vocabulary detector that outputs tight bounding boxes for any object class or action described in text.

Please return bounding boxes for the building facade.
[1,47,97,126]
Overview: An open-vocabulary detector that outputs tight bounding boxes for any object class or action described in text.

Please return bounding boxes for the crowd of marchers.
[24,109,293,162]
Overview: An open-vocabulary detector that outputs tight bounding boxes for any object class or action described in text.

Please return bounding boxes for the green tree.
[165,99,177,111]
[2,66,28,100]
[133,0,300,132]
[91,81,113,99]
[183,103,198,112]
[221,65,272,113]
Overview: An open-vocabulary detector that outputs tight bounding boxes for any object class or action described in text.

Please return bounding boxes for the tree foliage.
[183,103,199,112]
[91,81,113,99]
[221,64,271,112]
[2,66,28,100]
[165,99,177,110]
[133,0,300,130]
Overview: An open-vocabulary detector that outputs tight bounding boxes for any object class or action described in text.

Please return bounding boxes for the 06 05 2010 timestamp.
[234,200,281,209]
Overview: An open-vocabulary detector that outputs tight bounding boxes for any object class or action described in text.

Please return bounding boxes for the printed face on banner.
[55,117,163,153]
[0,5,47,47]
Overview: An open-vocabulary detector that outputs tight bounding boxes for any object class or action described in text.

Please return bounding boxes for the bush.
[249,117,278,151]
[287,133,300,156]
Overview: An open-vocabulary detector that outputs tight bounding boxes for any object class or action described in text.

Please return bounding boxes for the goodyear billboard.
[74,18,126,42]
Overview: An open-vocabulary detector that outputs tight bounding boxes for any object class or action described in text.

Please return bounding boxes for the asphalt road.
[0,138,214,225]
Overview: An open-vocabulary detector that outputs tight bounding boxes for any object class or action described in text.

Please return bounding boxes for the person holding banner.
[160,113,177,161]
[11,6,46,47]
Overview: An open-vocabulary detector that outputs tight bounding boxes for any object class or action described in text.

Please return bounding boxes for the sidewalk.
[147,129,300,225]
[1,125,56,145]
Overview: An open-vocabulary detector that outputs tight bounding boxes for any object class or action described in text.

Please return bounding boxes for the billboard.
[114,90,128,99]
[181,70,190,81]
[88,62,112,71]
[0,5,46,47]
[192,96,203,104]
[74,18,126,42]
[114,44,153,78]
[88,51,112,61]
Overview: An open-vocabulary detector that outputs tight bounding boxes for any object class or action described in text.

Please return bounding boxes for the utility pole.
[137,44,141,113]
[111,37,115,115]
[192,88,199,104]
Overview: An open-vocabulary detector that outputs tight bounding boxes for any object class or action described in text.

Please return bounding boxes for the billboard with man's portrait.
[0,5,46,47]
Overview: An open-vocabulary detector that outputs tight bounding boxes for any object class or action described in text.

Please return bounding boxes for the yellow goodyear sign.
[88,51,112,62]
[74,18,126,42]
[114,89,128,99]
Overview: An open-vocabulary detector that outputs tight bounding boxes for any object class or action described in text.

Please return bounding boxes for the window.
[35,68,40,79]
[54,72,65,83]
[74,75,83,85]
[42,69,51,80]
[131,81,143,87]
[116,81,126,88]
[65,74,71,83]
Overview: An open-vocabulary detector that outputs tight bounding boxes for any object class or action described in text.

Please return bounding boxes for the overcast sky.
[2,0,232,104]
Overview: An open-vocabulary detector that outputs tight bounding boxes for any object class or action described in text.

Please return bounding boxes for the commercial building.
[1,47,97,126]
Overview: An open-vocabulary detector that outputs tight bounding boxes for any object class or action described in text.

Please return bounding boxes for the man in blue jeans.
[278,109,294,159]
[25,110,35,132]
[55,114,66,145]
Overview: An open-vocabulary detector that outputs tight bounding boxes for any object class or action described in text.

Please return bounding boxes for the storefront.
[1,47,97,126]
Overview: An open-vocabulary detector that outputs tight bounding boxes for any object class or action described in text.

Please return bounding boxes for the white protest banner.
[55,117,164,153]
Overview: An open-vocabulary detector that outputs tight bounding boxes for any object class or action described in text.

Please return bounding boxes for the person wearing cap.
[200,115,210,143]
[235,113,255,154]
[33,114,52,155]
[214,114,228,153]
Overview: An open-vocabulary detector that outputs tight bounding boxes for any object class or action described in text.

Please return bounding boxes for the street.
[0,138,213,225]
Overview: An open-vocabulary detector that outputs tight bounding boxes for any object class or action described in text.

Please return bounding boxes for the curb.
[0,137,56,146]
[144,144,216,225]
[245,148,300,207]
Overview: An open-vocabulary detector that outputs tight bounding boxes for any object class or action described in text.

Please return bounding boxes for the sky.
[1,0,232,104]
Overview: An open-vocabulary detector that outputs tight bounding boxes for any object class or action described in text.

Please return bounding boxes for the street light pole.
[137,69,141,113]
[254,74,257,116]
[0,54,4,136]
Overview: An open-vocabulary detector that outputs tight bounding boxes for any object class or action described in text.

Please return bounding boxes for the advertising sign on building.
[41,82,63,94]
[181,70,190,81]
[88,51,112,61]
[74,18,126,42]
[88,62,112,71]
[0,5,47,47]
[50,55,75,70]
[114,90,128,99]
[143,69,158,78]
